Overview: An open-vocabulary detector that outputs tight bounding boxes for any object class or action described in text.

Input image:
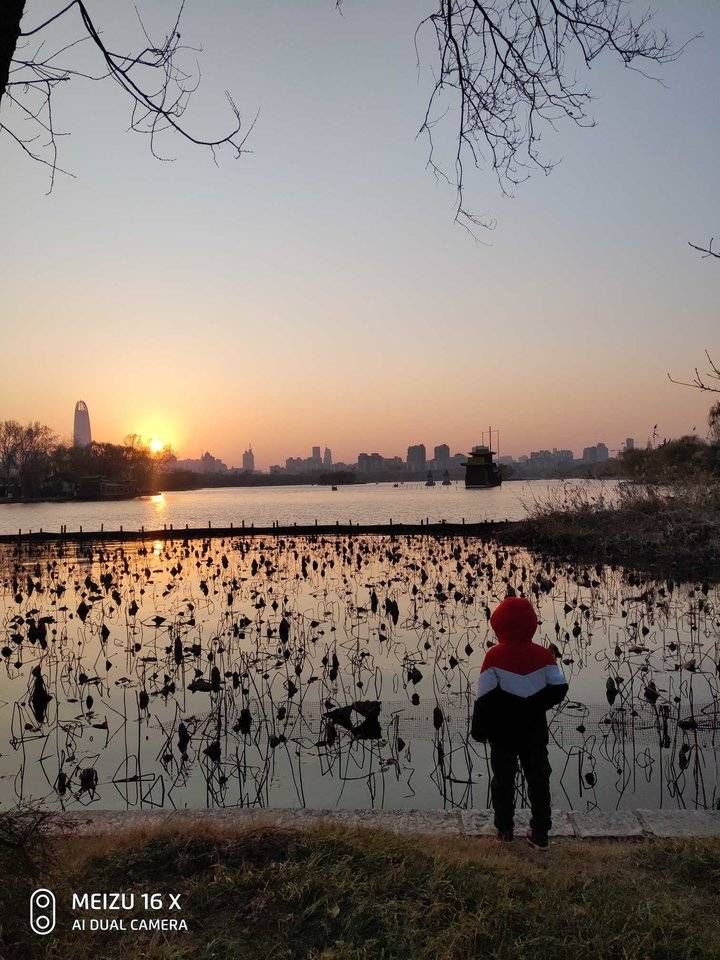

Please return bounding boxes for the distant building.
[357,452,386,475]
[242,447,255,472]
[529,449,573,464]
[175,452,228,474]
[73,400,92,448]
[624,438,635,452]
[582,443,609,464]
[282,448,328,474]
[434,444,450,466]
[464,444,502,489]
[323,447,332,467]
[406,444,426,472]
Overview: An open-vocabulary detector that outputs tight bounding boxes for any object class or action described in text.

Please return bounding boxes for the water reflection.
[0,535,717,812]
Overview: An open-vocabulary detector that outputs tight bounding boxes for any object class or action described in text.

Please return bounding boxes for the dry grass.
[501,480,720,580]
[2,811,720,960]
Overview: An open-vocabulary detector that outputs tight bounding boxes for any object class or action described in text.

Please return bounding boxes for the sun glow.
[149,437,164,454]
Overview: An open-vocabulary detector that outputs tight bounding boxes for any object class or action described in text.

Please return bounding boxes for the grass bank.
[499,480,720,581]
[3,812,720,960]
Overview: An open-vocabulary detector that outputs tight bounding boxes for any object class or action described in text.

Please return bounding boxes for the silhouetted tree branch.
[0,0,253,190]
[2,1,691,227]
[688,238,720,260]
[412,0,685,230]
[668,351,720,395]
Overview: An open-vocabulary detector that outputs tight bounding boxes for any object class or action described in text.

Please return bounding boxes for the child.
[471,596,568,849]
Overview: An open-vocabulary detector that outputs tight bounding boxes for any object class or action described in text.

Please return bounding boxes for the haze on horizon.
[2,0,718,470]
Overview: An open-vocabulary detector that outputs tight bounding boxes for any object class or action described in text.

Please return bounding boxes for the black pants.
[489,740,552,835]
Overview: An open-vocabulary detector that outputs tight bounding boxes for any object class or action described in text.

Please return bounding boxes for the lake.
[1,528,717,814]
[0,478,615,535]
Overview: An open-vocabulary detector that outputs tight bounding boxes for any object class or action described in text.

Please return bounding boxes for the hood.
[490,597,538,645]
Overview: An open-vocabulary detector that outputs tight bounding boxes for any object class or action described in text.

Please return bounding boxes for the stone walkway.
[48,808,720,839]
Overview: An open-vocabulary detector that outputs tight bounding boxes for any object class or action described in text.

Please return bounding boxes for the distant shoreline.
[0,470,622,507]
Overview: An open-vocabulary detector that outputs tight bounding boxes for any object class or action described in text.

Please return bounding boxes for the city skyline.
[28,396,712,472]
[59,398,645,475]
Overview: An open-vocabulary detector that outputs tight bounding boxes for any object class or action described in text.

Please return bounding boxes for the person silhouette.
[471,596,568,849]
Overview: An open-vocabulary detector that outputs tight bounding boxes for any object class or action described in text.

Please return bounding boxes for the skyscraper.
[242,447,255,472]
[406,444,426,472]
[73,400,91,447]
[312,446,322,464]
[434,443,450,466]
[323,447,332,466]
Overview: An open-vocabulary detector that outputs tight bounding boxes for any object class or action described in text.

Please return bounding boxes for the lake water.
[0,479,615,535]
[1,530,717,815]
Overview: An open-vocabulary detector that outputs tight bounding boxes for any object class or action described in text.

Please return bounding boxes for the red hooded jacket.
[471,597,568,745]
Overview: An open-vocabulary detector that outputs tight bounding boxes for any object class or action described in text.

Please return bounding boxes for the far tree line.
[0,421,169,499]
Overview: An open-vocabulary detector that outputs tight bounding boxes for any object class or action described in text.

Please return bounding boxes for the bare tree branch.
[689,238,720,260]
[0,0,253,189]
[668,351,720,395]
[413,0,688,228]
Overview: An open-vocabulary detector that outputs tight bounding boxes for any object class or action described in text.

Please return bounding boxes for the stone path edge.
[40,808,720,839]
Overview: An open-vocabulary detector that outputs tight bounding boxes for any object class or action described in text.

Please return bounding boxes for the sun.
[149,437,164,454]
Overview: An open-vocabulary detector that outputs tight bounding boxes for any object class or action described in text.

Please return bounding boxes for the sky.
[1,0,719,468]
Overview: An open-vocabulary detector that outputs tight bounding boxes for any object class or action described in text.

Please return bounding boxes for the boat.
[425,471,435,487]
[464,443,502,489]
[331,485,338,491]
[441,470,452,486]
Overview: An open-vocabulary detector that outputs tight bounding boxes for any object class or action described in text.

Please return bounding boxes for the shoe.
[495,828,514,842]
[526,829,549,850]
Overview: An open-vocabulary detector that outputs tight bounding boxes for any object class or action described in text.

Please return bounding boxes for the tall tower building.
[323,447,332,466]
[434,443,450,465]
[73,400,92,447]
[312,446,322,464]
[242,447,255,472]
[406,444,426,472]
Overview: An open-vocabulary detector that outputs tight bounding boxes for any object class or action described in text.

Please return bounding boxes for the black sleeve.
[471,695,489,742]
[539,679,569,710]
